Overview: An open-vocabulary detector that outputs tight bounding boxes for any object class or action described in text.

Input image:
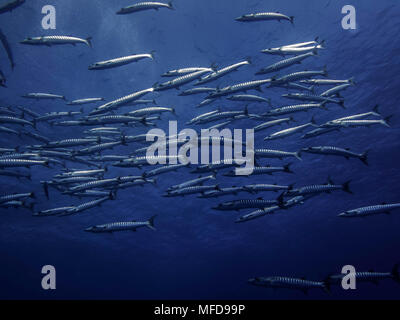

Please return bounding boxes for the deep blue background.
[0,0,399,299]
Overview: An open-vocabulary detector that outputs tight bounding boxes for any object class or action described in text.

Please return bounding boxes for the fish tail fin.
[277,192,286,208]
[295,151,302,161]
[310,85,316,93]
[290,16,295,25]
[342,180,353,194]
[245,56,252,64]
[86,37,93,48]
[109,191,117,200]
[147,215,157,231]
[383,115,393,127]
[168,1,175,9]
[284,163,294,174]
[323,65,328,77]
[349,77,356,85]
[391,264,400,283]
[323,278,331,293]
[150,50,156,60]
[372,104,381,116]
[360,150,369,166]
[310,115,317,125]
[338,99,346,109]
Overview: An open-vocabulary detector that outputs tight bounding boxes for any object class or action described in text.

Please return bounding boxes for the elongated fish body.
[198,187,247,198]
[236,12,294,23]
[282,39,320,48]
[164,185,219,197]
[0,125,19,135]
[321,83,353,97]
[225,164,293,177]
[300,78,355,86]
[282,93,343,106]
[213,198,279,211]
[0,169,31,180]
[0,159,48,168]
[0,147,18,153]
[248,277,327,293]
[276,82,315,92]
[286,181,352,197]
[21,36,92,47]
[187,110,219,124]
[62,196,112,216]
[15,106,40,118]
[86,215,157,233]
[262,44,324,55]
[0,28,15,69]
[143,163,188,177]
[243,184,292,193]
[67,178,120,193]
[0,107,21,117]
[55,169,106,179]
[85,127,121,134]
[179,87,216,96]
[256,52,316,75]
[327,119,390,128]
[0,0,24,14]
[36,111,83,122]
[0,116,35,127]
[207,79,272,99]
[117,1,173,14]
[236,205,280,223]
[68,190,114,198]
[128,106,175,117]
[90,87,154,115]
[253,117,292,132]
[331,106,381,122]
[206,120,233,130]
[195,60,251,85]
[0,192,34,204]
[51,176,100,186]
[22,93,66,100]
[0,200,32,210]
[271,69,328,85]
[227,94,270,103]
[301,127,339,139]
[255,149,302,160]
[196,98,216,108]
[112,178,155,190]
[0,152,40,160]
[327,265,400,285]
[74,141,124,156]
[89,53,154,70]
[33,206,75,217]
[162,67,210,77]
[113,155,185,168]
[85,115,146,125]
[195,110,246,123]
[154,69,213,91]
[167,174,216,191]
[338,203,400,217]
[264,122,316,140]
[90,155,129,162]
[191,160,240,173]
[301,146,368,165]
[263,103,327,116]
[42,138,98,149]
[67,98,104,105]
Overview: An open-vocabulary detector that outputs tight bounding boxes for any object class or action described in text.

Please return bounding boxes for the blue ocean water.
[0,0,399,299]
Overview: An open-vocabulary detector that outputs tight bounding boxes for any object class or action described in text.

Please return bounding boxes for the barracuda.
[236,205,281,223]
[198,186,247,198]
[327,265,400,285]
[85,215,157,233]
[253,117,293,132]
[127,107,175,117]
[162,67,210,77]
[256,51,316,75]
[143,163,189,178]
[65,178,121,193]
[89,88,154,115]
[235,12,294,23]
[227,94,270,103]
[74,140,125,156]
[36,111,83,122]
[224,164,293,176]
[213,198,279,211]
[338,203,400,218]
[255,149,302,160]
[0,28,14,69]
[0,116,35,127]
[285,180,352,197]
[61,195,114,216]
[154,69,213,91]
[195,60,251,85]
[21,35,92,47]
[164,185,220,197]
[243,184,293,193]
[300,146,369,165]
[264,119,317,140]
[117,1,173,14]
[0,192,34,204]
[0,159,49,168]
[206,79,272,99]
[248,276,329,293]
[179,87,216,96]
[282,93,344,106]
[262,103,327,116]
[67,97,105,105]
[89,52,154,70]
[33,206,75,217]
[300,77,355,86]
[167,174,216,191]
